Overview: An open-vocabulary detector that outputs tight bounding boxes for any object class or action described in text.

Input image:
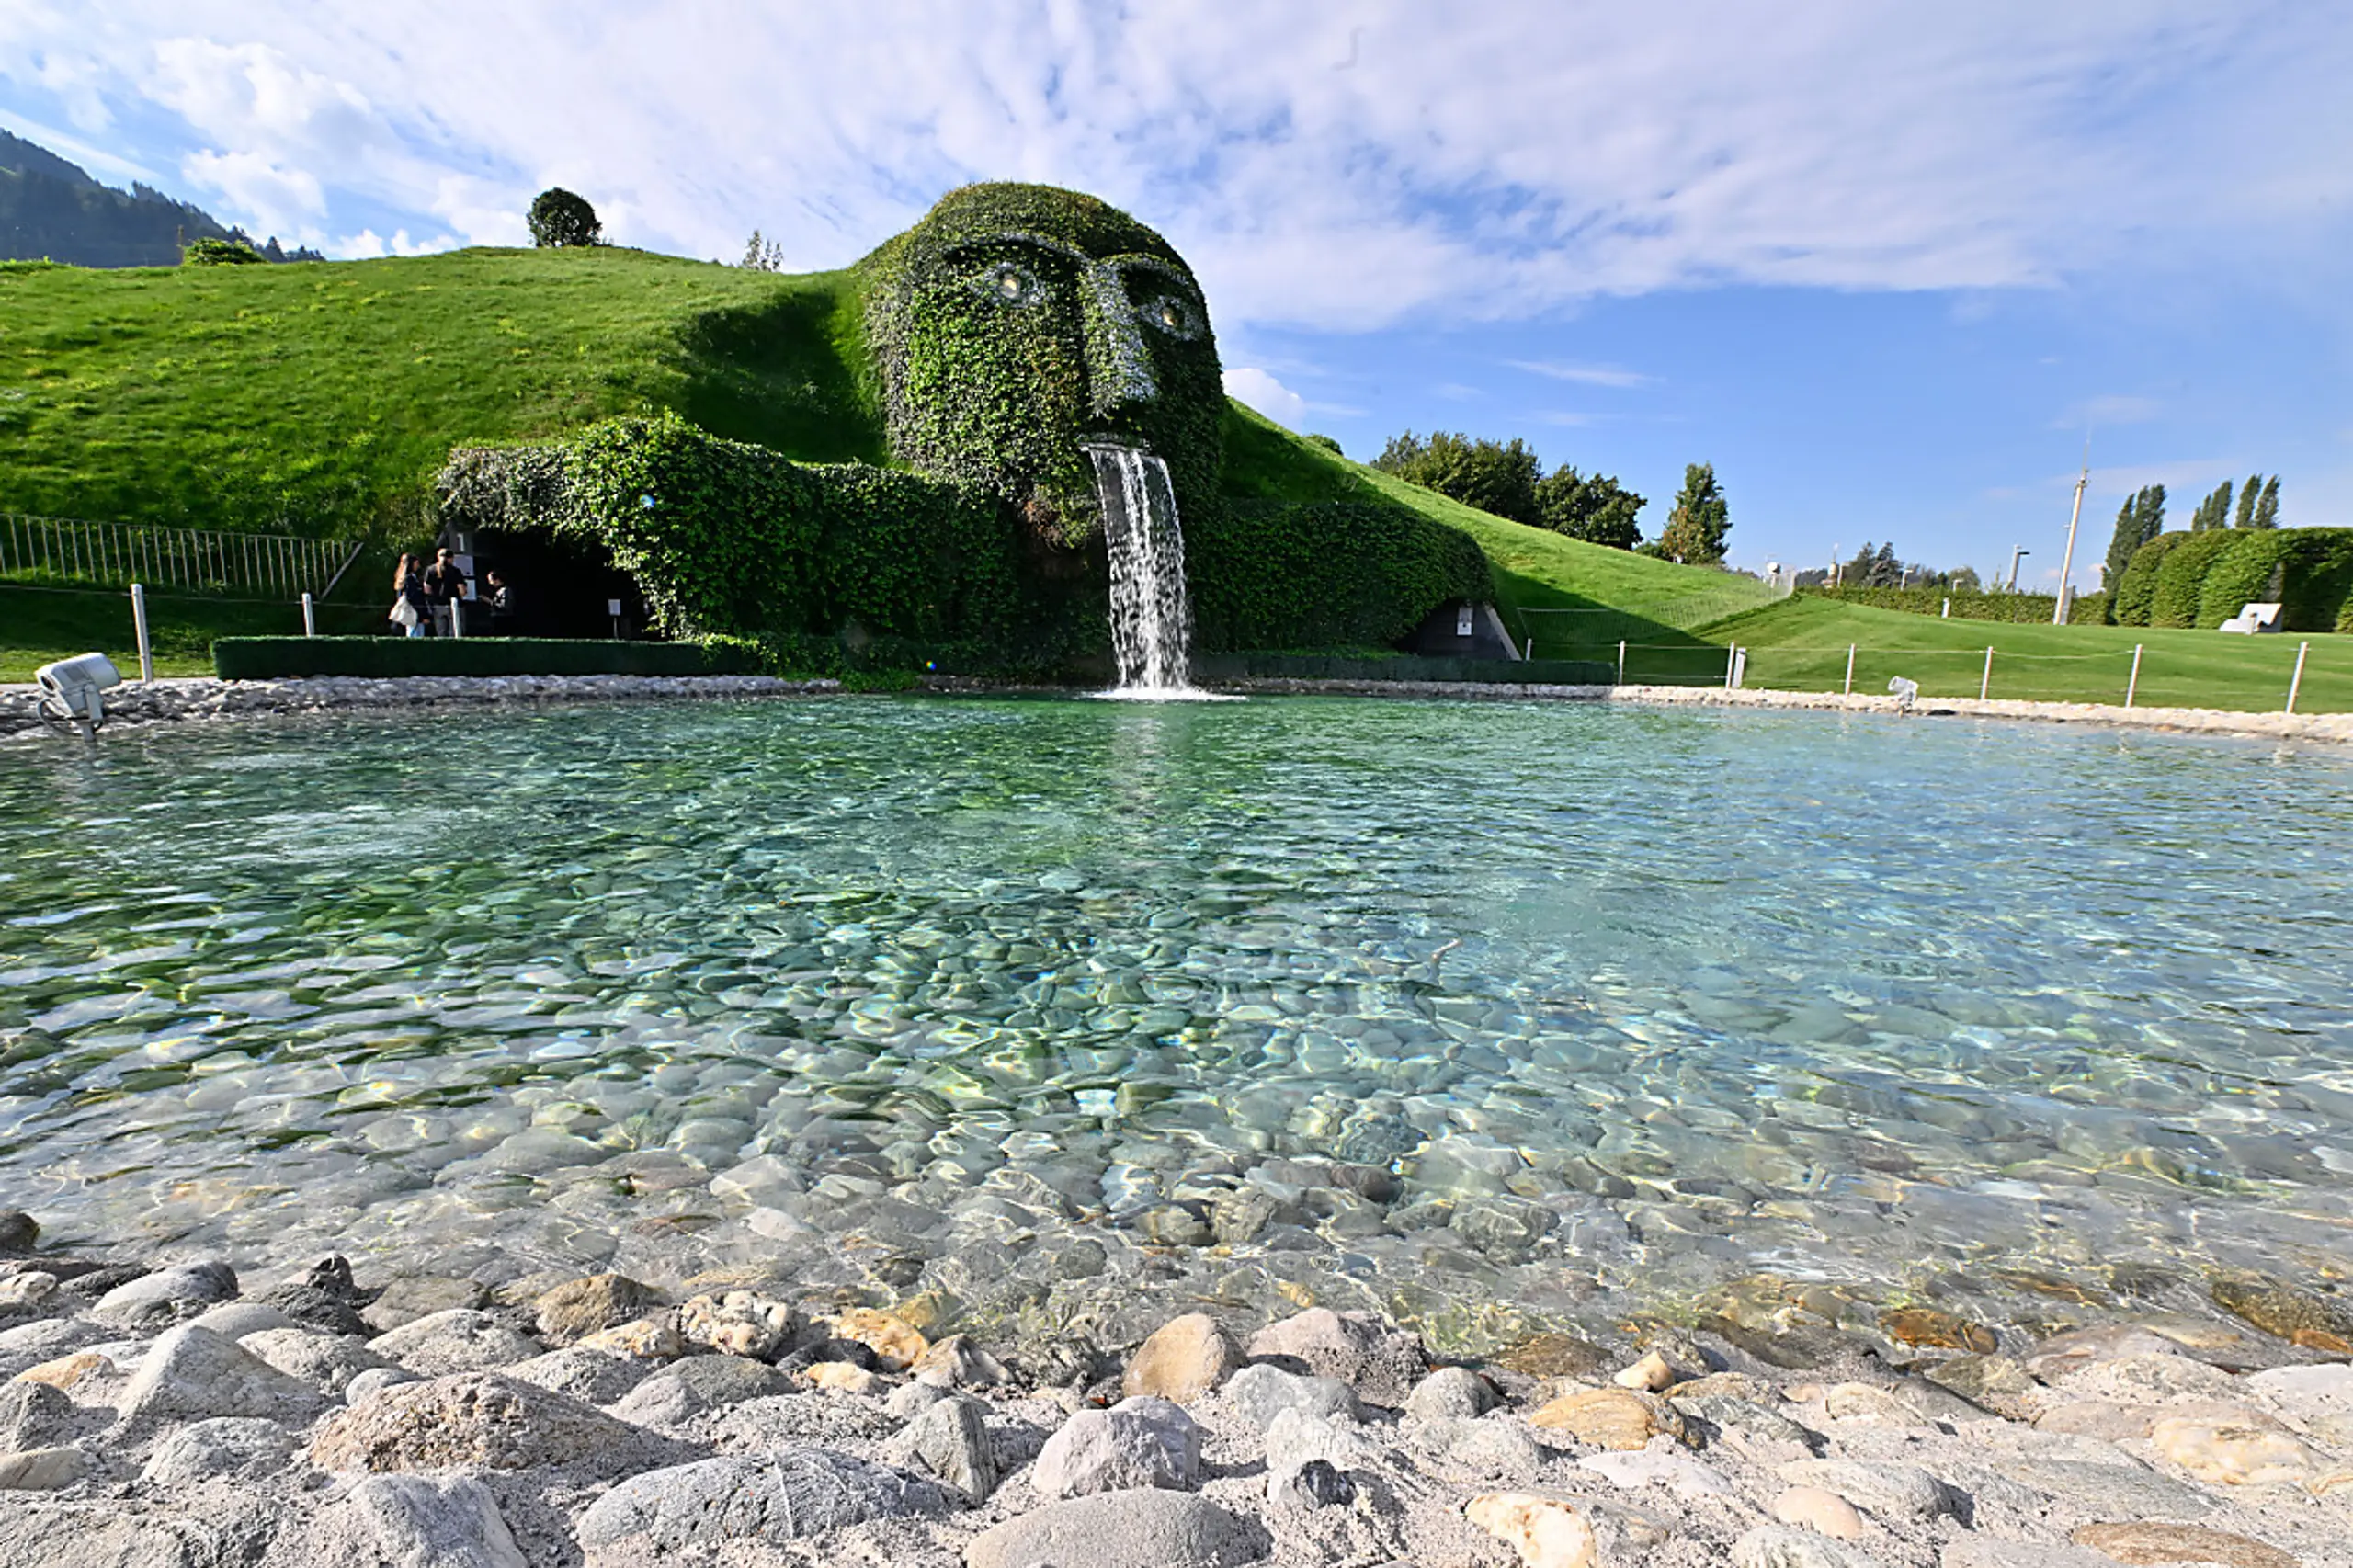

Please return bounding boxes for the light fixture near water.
[36,653,122,737]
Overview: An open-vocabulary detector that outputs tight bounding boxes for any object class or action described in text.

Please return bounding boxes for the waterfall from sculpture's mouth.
[1086,443,1205,698]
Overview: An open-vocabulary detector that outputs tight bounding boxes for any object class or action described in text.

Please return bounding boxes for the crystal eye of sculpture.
[977,260,1040,303]
[1142,293,1200,338]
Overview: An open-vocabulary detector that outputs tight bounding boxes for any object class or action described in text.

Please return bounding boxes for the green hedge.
[2149,530,2242,628]
[1797,586,2106,624]
[1188,498,1492,653]
[214,636,767,680]
[2111,532,2187,626]
[2277,529,2353,633]
[1199,652,1614,685]
[2196,531,2297,629]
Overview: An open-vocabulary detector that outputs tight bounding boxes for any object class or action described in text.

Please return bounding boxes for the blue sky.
[6,2,2347,588]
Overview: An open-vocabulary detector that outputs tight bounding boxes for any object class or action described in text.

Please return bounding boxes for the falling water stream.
[1086,444,1215,699]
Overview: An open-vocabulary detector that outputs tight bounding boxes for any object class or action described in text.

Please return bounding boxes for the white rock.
[1578,1448,1735,1499]
[240,1327,391,1395]
[344,1367,423,1404]
[90,1262,237,1328]
[140,1417,297,1484]
[367,1309,539,1375]
[117,1324,323,1426]
[1032,1396,1202,1497]
[0,1448,88,1491]
[188,1301,296,1339]
[1735,1525,1889,1568]
[309,1474,528,1568]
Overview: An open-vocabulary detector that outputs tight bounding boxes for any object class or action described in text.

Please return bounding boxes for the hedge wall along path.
[214,636,765,680]
[858,183,1225,551]
[1189,499,1492,653]
[2116,527,2353,631]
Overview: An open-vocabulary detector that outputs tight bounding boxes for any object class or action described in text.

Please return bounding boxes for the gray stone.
[1675,1394,1822,1461]
[1223,1363,1364,1429]
[1244,1308,1424,1405]
[531,1274,664,1346]
[0,1319,107,1381]
[186,1301,295,1340]
[360,1277,491,1335]
[1778,1460,1953,1522]
[1268,1457,1352,1507]
[574,1451,944,1551]
[966,1489,1267,1568]
[1451,1196,1553,1260]
[0,1211,36,1253]
[1033,1395,1201,1497]
[344,1367,422,1404]
[882,1392,998,1501]
[609,1354,791,1427]
[240,1326,392,1394]
[1988,1456,2220,1517]
[1938,1544,2120,1568]
[1922,1354,2037,1420]
[1411,1415,1547,1476]
[2022,1324,2185,1381]
[89,1263,237,1329]
[0,1449,87,1490]
[117,1324,323,1426]
[367,1309,539,1376]
[1210,1189,1280,1244]
[138,1417,296,1484]
[253,1282,372,1338]
[1734,1526,1889,1568]
[0,1503,242,1568]
[0,1382,73,1450]
[309,1475,527,1568]
[308,1373,658,1475]
[885,1380,954,1420]
[501,1346,650,1406]
[1404,1366,1497,1421]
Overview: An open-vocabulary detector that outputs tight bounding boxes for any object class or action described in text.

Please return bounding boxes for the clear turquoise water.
[3,696,2349,1348]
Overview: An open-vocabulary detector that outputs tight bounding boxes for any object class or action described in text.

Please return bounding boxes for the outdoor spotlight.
[1887,676,1919,712]
[36,653,123,734]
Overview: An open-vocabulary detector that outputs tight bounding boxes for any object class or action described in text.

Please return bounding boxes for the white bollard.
[301,592,316,638]
[130,582,153,683]
[2287,641,2310,714]
[2126,643,2143,709]
[1617,639,1626,687]
[1724,643,1738,689]
[1941,597,1950,619]
[1980,645,1995,701]
[1843,643,1856,696]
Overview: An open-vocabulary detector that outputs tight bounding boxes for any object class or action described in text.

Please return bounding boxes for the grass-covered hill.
[1,243,1764,665]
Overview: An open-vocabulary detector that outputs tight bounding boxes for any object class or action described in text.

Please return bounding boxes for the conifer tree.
[2250,476,2279,529]
[2190,480,2233,533]
[1653,463,1730,564]
[2233,474,2262,529]
[2098,483,2165,614]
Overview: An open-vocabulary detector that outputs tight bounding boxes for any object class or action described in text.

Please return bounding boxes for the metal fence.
[0,514,361,601]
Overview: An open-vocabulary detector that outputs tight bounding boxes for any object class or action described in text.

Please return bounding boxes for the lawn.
[1697,595,2351,714]
[1,580,392,682]
[0,250,881,538]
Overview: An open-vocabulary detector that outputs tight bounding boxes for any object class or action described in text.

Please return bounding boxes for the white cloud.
[1508,360,1653,389]
[1223,368,1306,430]
[182,147,323,233]
[3,2,2347,332]
[333,227,460,259]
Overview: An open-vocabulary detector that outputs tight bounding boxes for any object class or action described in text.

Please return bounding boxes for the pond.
[2,696,2348,1354]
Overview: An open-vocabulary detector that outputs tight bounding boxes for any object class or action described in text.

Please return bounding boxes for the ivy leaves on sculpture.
[861,183,1225,549]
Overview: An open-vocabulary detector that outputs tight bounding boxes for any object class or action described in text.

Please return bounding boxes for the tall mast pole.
[2053,433,2090,625]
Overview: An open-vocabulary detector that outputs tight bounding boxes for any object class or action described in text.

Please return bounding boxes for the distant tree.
[1533,466,1645,549]
[1949,564,1984,594]
[2099,483,2166,612]
[1371,430,1541,526]
[2233,473,2263,529]
[182,236,265,266]
[2250,475,2279,529]
[2190,479,2233,533]
[528,188,602,248]
[1304,433,1344,455]
[1652,462,1730,564]
[739,229,786,271]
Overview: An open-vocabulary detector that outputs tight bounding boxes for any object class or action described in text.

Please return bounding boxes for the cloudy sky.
[6,2,2348,584]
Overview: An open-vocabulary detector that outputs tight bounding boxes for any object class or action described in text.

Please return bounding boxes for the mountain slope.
[0,130,244,267]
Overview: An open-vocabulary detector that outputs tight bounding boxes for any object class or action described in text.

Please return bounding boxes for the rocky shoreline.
[4,674,2346,748]
[0,1210,2347,1568]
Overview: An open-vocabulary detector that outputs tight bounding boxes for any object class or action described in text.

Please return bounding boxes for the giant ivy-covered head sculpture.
[861,183,1223,548]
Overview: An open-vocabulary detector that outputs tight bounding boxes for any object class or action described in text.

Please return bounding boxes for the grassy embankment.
[1701,595,2352,715]
[4,246,1758,679]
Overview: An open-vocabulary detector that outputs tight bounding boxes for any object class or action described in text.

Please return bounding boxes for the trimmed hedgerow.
[1795,586,2108,625]
[2148,530,2240,628]
[2110,532,2187,627]
[214,635,763,680]
[2196,530,2297,629]
[2275,528,2353,633]
[1188,498,1492,653]
[858,182,1223,550]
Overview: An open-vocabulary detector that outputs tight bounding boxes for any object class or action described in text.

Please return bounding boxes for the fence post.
[1723,644,1737,689]
[1980,645,1995,701]
[1843,644,1856,697]
[2287,641,2309,715]
[1941,597,1950,619]
[130,583,153,683]
[2126,644,2143,709]
[301,593,317,638]
[1524,635,1534,662]
[1617,640,1626,686]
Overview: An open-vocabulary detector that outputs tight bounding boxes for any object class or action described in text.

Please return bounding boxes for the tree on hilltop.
[1650,463,1730,564]
[740,230,786,271]
[1372,430,1541,527]
[529,188,602,248]
[1534,467,1645,550]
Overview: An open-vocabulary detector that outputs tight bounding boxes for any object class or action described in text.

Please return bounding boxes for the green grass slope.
[0,248,881,536]
[1710,595,2350,713]
[1220,402,1773,647]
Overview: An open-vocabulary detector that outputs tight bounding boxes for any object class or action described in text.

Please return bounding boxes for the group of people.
[390,548,513,638]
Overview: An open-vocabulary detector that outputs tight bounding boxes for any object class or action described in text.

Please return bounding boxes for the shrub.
[183,237,264,266]
[2111,532,2188,626]
[1188,497,1493,653]
[2276,528,2353,633]
[213,636,764,680]
[2149,530,2241,627]
[1794,586,2102,624]
[2196,530,2297,629]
